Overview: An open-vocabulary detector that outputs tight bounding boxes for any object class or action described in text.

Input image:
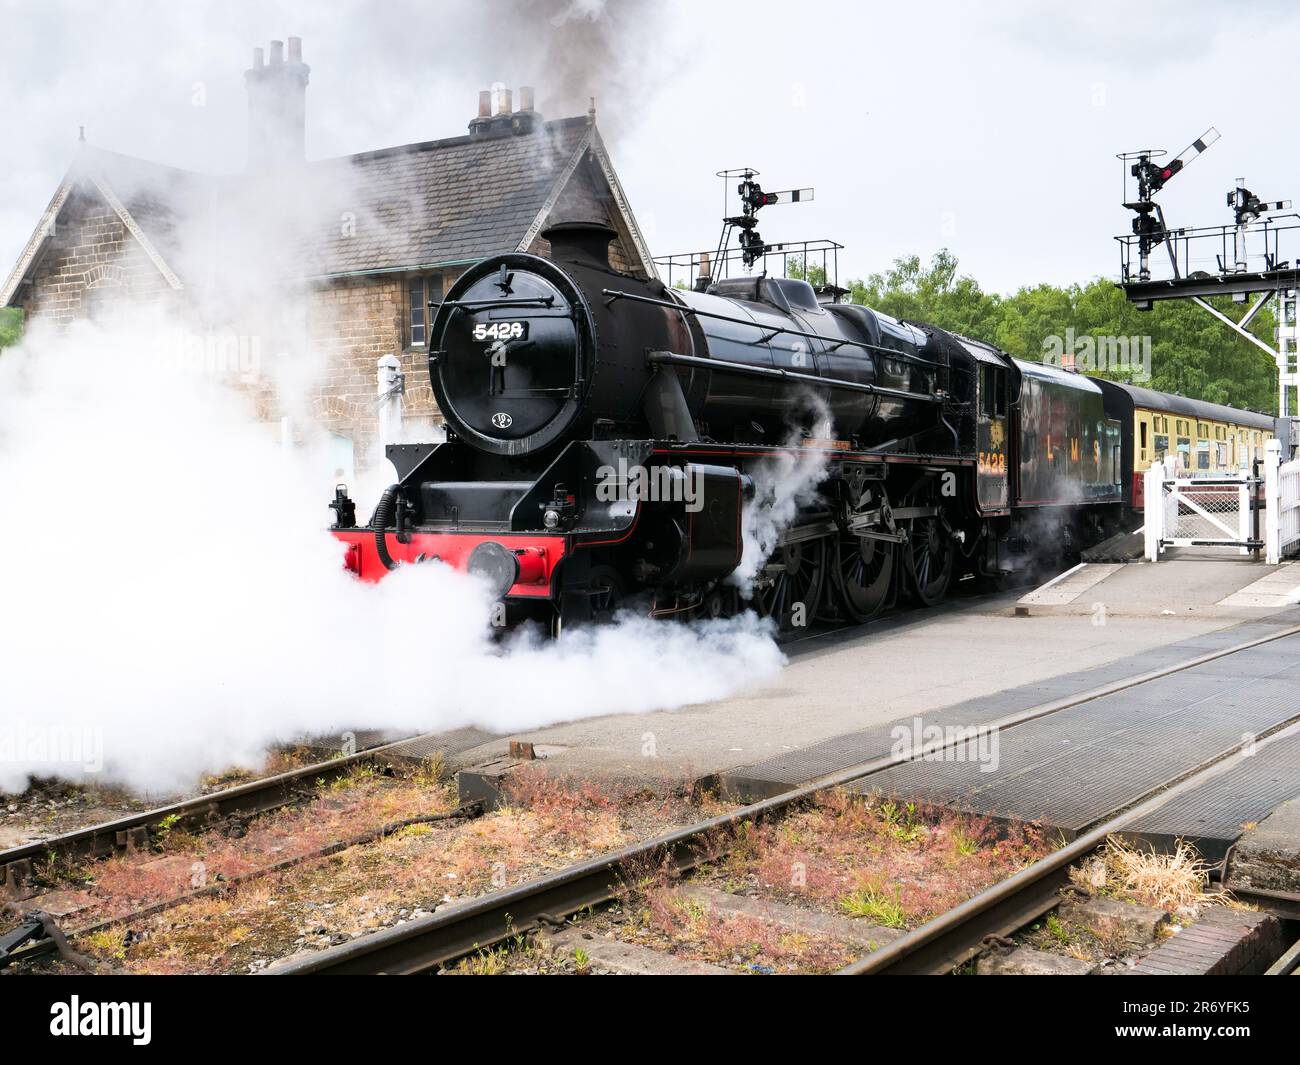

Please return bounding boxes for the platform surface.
[841,632,1300,840]
[721,617,1300,798]
[438,586,1300,791]
[1016,560,1300,619]
[1124,729,1300,861]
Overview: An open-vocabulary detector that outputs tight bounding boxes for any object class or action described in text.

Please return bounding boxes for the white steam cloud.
[729,396,835,596]
[0,5,789,800]
[0,311,785,796]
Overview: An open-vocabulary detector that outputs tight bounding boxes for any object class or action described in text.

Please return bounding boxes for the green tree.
[838,251,1278,415]
[0,307,21,350]
[847,250,1002,340]
[785,255,829,290]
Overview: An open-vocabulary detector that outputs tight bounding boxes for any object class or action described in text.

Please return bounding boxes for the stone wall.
[14,187,180,324]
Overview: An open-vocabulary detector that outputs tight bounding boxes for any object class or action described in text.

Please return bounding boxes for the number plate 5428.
[472,321,529,342]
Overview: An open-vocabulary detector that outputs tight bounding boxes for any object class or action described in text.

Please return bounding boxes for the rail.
[264,621,1300,975]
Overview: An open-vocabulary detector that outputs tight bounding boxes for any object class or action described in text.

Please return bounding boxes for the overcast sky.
[3,0,1299,295]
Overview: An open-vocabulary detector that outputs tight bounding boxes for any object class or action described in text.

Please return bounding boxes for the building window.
[409,278,426,346]
[407,273,445,347]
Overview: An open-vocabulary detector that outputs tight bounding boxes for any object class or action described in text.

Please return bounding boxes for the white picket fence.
[1144,440,1300,563]
[1265,439,1300,564]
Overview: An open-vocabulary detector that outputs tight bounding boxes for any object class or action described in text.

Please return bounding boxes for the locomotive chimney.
[542,221,617,269]
[244,36,310,170]
[694,251,712,292]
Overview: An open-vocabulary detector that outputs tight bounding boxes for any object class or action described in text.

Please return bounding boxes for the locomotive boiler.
[331,220,1130,634]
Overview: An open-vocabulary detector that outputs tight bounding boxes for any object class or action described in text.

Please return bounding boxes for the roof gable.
[1,148,198,306]
[4,115,652,305]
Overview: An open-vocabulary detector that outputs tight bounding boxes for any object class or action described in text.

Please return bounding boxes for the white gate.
[1144,459,1258,559]
[1264,439,1300,564]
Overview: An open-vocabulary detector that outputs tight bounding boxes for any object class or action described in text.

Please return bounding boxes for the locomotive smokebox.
[542,220,617,269]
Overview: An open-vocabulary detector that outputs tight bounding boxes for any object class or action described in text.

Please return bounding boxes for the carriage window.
[1140,422,1148,449]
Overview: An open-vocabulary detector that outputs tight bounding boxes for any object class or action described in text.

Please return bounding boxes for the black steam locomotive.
[332,221,1127,633]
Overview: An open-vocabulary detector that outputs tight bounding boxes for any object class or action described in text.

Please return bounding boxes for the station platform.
[1123,727,1300,862]
[837,632,1300,844]
[437,590,1299,796]
[719,619,1300,800]
[1016,559,1299,619]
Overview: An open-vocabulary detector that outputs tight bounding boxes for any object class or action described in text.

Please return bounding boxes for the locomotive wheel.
[751,537,827,635]
[904,502,954,608]
[834,531,895,623]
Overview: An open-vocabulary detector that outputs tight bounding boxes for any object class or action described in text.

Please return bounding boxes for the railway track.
[842,720,1300,974]
[0,576,1021,905]
[267,620,1300,975]
[0,731,437,894]
[0,577,1014,886]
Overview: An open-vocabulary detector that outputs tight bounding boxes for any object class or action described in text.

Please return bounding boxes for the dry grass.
[698,790,1049,927]
[1071,837,1230,915]
[52,768,708,974]
[599,789,1051,974]
[630,886,858,974]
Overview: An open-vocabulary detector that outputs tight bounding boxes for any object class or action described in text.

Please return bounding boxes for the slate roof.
[4,115,631,304]
[295,116,591,276]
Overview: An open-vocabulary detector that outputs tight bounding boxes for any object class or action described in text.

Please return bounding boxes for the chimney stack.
[469,85,542,138]
[245,36,310,170]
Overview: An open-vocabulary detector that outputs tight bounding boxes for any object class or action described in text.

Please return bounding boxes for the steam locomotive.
[328,221,1150,634]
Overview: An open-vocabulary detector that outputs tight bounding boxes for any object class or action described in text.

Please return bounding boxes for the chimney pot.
[497,87,512,116]
[478,90,492,119]
[245,38,310,170]
[519,86,535,112]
